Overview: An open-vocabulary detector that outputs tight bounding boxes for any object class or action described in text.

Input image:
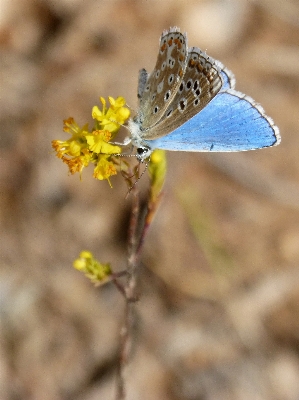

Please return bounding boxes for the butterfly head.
[136,145,152,162]
[125,117,152,161]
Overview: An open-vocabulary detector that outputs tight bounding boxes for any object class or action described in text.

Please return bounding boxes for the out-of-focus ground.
[1,0,299,399]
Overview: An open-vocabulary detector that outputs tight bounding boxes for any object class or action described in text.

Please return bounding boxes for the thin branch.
[115,185,140,400]
[115,163,164,399]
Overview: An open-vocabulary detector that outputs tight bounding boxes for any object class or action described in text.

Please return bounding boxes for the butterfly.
[126,27,280,161]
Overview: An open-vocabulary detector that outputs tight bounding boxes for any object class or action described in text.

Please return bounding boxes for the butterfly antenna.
[110,149,135,158]
[125,159,149,198]
[125,102,133,112]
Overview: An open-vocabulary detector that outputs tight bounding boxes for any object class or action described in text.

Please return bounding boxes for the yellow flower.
[63,117,89,137]
[73,251,111,284]
[62,152,90,175]
[52,118,89,159]
[93,154,118,187]
[92,96,130,136]
[53,96,131,186]
[52,139,82,158]
[86,130,121,154]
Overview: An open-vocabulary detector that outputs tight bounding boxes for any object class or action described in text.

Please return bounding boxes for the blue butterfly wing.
[145,89,280,152]
[220,68,235,91]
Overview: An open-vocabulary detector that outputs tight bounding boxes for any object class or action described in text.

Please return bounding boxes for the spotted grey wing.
[143,47,223,140]
[137,68,149,101]
[137,27,188,130]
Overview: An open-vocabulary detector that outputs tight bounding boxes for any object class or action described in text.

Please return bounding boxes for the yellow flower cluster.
[73,251,112,283]
[52,97,130,186]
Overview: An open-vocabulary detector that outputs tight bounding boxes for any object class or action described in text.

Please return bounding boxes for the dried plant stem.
[115,183,162,399]
[116,300,135,400]
[115,185,140,400]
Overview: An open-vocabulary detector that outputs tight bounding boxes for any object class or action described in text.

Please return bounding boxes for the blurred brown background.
[1,0,299,399]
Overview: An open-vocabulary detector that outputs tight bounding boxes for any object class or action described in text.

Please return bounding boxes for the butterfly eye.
[137,147,147,155]
[136,146,151,162]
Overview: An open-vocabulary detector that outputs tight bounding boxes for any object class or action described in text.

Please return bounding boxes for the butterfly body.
[127,27,280,161]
